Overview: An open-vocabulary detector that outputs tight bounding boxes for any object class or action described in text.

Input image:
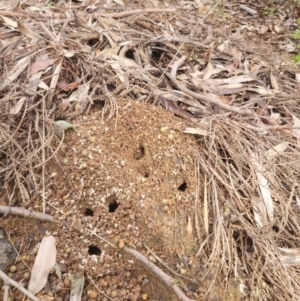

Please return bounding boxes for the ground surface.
[1,100,207,300]
[2,0,300,301]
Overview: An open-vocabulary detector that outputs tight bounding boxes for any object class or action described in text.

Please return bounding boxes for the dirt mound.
[1,100,207,300]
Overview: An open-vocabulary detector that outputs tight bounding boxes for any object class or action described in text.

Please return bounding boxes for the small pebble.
[82,150,88,156]
[147,222,154,229]
[89,290,98,299]
[32,247,39,255]
[163,205,169,212]
[141,293,148,300]
[110,291,117,298]
[89,136,96,143]
[142,278,149,286]
[149,255,157,263]
[125,272,131,278]
[64,277,71,287]
[167,134,174,140]
[9,265,17,273]
[119,240,125,248]
[23,272,30,280]
[98,279,108,287]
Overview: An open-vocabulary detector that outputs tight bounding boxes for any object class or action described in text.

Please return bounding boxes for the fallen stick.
[0,270,43,301]
[239,5,257,16]
[0,206,59,223]
[123,246,193,301]
[97,8,176,18]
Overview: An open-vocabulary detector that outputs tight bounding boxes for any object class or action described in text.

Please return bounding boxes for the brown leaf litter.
[1,0,300,300]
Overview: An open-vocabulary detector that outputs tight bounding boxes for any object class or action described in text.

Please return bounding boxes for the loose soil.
[1,100,214,300]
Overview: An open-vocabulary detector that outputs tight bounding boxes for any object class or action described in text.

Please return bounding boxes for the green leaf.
[55,120,75,130]
[54,120,76,139]
[294,54,300,64]
[293,29,300,40]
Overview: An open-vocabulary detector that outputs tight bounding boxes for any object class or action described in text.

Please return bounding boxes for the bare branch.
[0,270,43,301]
[0,206,58,223]
[123,246,193,301]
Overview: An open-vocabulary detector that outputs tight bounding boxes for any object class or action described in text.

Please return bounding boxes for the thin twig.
[85,228,117,249]
[143,242,198,284]
[239,5,257,15]
[39,22,64,47]
[97,8,176,18]
[0,206,59,223]
[86,272,114,301]
[0,270,43,301]
[123,246,192,301]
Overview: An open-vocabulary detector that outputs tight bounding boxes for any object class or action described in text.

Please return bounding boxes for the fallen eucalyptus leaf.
[265,142,289,160]
[70,272,85,301]
[28,235,56,295]
[55,262,62,280]
[183,127,208,136]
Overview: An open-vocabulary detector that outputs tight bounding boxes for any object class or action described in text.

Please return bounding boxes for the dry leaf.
[1,16,17,28]
[292,115,300,148]
[55,262,61,280]
[230,45,242,68]
[251,153,274,224]
[9,97,26,115]
[47,60,62,106]
[265,142,289,160]
[0,56,30,91]
[183,127,208,136]
[158,96,196,120]
[113,0,125,8]
[252,197,267,228]
[279,248,300,267]
[202,62,214,81]
[29,58,58,76]
[211,83,245,95]
[270,73,279,90]
[26,71,43,97]
[28,235,57,295]
[69,83,90,102]
[248,87,276,96]
[70,272,85,301]
[269,112,281,125]
[17,21,40,40]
